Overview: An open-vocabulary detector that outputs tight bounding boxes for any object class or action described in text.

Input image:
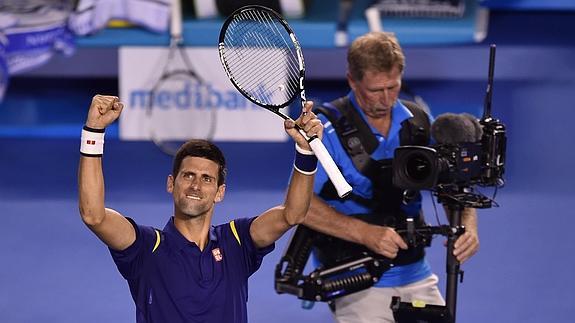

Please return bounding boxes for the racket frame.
[218,5,305,118]
[146,0,215,155]
[218,5,352,198]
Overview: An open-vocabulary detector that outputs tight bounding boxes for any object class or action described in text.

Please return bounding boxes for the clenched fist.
[85,95,124,129]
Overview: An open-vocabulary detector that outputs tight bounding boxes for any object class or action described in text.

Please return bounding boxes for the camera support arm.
[445,203,464,322]
[275,218,466,306]
[391,195,467,323]
[275,225,394,302]
[398,206,466,322]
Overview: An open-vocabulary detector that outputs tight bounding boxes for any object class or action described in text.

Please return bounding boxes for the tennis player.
[78,94,322,323]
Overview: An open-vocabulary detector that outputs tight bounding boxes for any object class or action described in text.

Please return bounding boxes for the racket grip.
[171,0,182,39]
[308,138,352,198]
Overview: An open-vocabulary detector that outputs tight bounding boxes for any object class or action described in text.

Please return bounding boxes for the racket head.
[146,63,216,156]
[218,5,306,116]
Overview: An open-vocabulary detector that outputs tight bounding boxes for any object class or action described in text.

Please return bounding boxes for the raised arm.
[78,95,135,251]
[249,101,323,248]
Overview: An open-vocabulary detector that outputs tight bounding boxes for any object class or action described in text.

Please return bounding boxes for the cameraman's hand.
[452,207,479,263]
[453,229,479,263]
[360,223,408,259]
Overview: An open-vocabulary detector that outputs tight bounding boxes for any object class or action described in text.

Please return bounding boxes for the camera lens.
[393,146,439,190]
[405,153,432,182]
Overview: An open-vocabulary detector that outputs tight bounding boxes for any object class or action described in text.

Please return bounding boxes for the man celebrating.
[78,94,322,322]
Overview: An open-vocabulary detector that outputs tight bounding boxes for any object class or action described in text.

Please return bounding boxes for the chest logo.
[212,248,223,262]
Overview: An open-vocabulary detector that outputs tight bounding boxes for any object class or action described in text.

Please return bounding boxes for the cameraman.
[303,32,479,322]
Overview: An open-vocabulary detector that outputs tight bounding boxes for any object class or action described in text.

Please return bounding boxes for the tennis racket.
[218,5,352,198]
[335,0,354,47]
[146,0,216,155]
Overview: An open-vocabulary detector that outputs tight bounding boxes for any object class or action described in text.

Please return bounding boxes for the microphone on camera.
[431,113,483,145]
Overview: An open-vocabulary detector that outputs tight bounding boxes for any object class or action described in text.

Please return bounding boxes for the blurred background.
[1,0,574,322]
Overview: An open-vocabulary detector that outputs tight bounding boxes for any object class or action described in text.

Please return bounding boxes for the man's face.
[167,156,225,219]
[348,67,402,119]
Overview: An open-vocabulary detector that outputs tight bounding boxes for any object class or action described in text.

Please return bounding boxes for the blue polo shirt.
[110,216,274,323]
[314,91,433,287]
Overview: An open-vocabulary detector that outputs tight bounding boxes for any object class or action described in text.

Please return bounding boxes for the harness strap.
[315,96,431,205]
[314,96,432,266]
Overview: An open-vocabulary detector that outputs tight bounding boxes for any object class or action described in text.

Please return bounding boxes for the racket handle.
[171,0,182,39]
[308,137,352,198]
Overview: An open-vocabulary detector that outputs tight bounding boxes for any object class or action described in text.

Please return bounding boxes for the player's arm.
[78,95,135,251]
[250,102,322,248]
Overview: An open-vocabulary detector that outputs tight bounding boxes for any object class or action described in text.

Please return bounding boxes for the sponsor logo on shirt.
[212,248,223,262]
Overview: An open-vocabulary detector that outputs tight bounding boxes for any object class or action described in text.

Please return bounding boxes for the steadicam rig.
[275,225,392,302]
[274,221,465,303]
[390,44,506,323]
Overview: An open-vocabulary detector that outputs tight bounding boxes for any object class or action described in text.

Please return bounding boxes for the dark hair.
[347,32,405,81]
[172,139,227,186]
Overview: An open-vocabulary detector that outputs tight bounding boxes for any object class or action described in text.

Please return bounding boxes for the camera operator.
[303,32,479,323]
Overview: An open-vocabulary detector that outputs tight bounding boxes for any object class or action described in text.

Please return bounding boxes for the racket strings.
[238,11,301,80]
[221,9,301,106]
[147,45,215,156]
[225,38,292,88]
[148,74,216,143]
[225,18,298,93]
[234,43,298,104]
[160,45,201,83]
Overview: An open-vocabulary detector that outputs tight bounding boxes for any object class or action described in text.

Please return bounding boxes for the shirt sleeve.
[231,217,275,277]
[108,217,157,280]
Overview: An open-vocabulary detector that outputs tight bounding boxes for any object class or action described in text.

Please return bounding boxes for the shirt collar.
[348,91,414,135]
[163,216,218,250]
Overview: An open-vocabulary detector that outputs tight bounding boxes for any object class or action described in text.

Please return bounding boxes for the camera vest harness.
[315,96,430,210]
[314,96,431,266]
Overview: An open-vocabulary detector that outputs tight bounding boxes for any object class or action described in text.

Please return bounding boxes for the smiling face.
[167,156,225,219]
[348,66,402,120]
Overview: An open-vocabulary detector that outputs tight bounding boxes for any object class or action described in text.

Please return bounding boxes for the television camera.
[392,43,506,206]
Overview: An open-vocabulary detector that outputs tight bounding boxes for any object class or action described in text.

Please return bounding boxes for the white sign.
[119,47,288,141]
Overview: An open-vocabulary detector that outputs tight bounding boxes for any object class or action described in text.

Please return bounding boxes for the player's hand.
[85,95,124,129]
[285,101,323,151]
[360,223,408,259]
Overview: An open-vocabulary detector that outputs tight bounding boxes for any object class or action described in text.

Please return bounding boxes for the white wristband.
[295,143,315,155]
[80,126,105,157]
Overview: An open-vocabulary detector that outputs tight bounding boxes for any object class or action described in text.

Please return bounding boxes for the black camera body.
[392,117,506,191]
[479,116,507,186]
[393,142,482,190]
[392,42,506,197]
